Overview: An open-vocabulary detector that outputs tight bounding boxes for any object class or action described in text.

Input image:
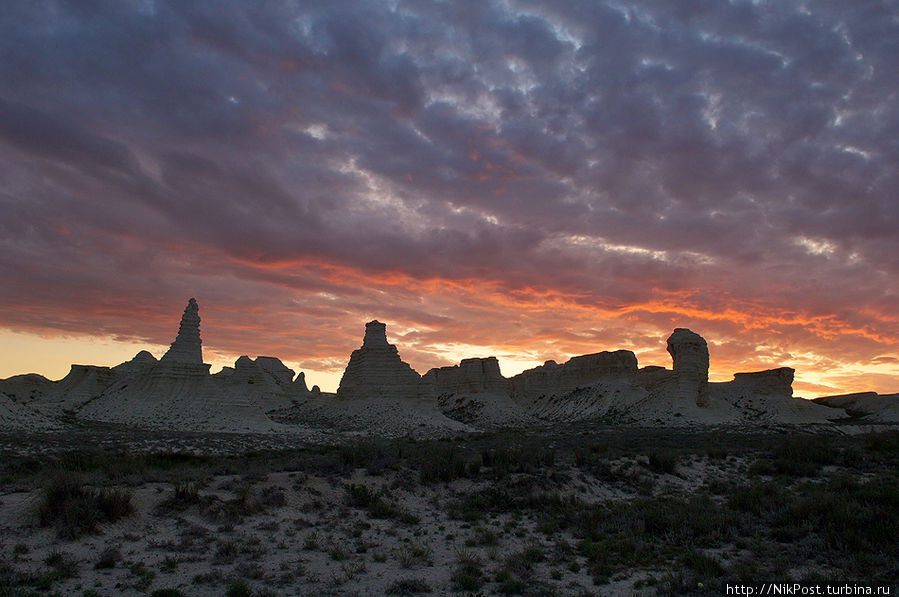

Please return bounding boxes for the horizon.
[1,2,897,399]
[0,300,890,399]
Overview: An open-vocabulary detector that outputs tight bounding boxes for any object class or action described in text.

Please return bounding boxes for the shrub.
[450,552,484,591]
[418,444,468,484]
[647,450,679,474]
[38,473,133,539]
[94,546,121,569]
[45,549,78,578]
[385,577,431,595]
[151,590,187,597]
[227,579,253,597]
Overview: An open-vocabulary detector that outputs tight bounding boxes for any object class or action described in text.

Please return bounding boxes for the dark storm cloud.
[1,0,897,390]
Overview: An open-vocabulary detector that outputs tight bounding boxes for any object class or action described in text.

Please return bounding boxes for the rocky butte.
[337,320,421,401]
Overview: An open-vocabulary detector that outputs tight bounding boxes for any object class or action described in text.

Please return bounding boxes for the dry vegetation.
[1,427,898,596]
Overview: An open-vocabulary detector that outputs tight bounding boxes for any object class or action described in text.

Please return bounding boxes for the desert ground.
[2,425,898,596]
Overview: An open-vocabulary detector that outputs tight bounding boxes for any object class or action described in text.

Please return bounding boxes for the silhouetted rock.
[733,367,794,397]
[47,365,118,409]
[256,357,297,386]
[337,321,421,400]
[112,350,157,377]
[160,298,203,365]
[813,391,899,422]
[666,328,709,407]
[510,350,637,401]
[637,365,672,388]
[423,357,508,395]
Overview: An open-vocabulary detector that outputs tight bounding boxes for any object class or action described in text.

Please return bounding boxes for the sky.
[1,0,897,397]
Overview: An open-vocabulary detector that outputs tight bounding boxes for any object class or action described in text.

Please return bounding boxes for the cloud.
[0,0,897,394]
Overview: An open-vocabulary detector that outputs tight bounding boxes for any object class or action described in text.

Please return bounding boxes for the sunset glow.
[1,2,897,398]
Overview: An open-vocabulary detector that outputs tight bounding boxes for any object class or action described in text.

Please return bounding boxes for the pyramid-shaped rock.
[161,298,203,364]
[337,320,421,400]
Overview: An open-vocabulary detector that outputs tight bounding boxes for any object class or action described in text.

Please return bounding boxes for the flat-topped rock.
[337,321,421,400]
[45,365,118,408]
[732,367,794,397]
[160,298,204,365]
[510,350,637,400]
[423,357,508,395]
[667,328,709,407]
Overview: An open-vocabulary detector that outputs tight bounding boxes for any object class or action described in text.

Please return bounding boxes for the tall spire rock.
[161,298,204,365]
[337,320,421,400]
[667,328,709,407]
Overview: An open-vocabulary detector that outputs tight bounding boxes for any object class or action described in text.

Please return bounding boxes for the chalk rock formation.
[423,357,508,395]
[337,321,421,400]
[637,365,673,388]
[256,357,298,387]
[45,365,118,410]
[77,297,286,431]
[0,373,52,402]
[0,393,62,430]
[422,357,533,428]
[510,350,638,401]
[732,368,794,397]
[711,367,838,424]
[814,392,899,423]
[112,350,157,377]
[161,298,203,365]
[667,328,709,407]
[213,355,307,403]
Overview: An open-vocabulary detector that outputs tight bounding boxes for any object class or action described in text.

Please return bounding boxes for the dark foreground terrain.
[1,426,898,596]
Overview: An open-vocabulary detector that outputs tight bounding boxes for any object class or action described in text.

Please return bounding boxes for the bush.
[450,553,484,591]
[227,579,253,597]
[38,473,133,538]
[94,546,121,569]
[647,450,679,474]
[385,577,431,595]
[752,435,838,477]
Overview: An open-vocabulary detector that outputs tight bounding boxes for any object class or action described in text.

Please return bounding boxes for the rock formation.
[45,365,118,410]
[666,328,709,407]
[112,350,157,377]
[510,350,638,401]
[813,392,899,423]
[732,368,795,397]
[423,357,508,395]
[213,355,307,402]
[337,321,421,400]
[160,298,203,365]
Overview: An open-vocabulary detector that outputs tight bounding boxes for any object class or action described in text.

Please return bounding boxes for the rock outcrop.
[510,350,638,401]
[112,350,157,377]
[423,357,508,395]
[337,321,421,400]
[160,298,203,365]
[45,365,118,410]
[666,328,709,407]
[421,357,533,428]
[813,392,899,423]
[732,368,795,397]
[212,355,308,407]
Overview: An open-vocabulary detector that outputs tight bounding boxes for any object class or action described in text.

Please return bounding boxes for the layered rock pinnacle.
[337,320,421,400]
[667,328,709,407]
[160,298,203,365]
